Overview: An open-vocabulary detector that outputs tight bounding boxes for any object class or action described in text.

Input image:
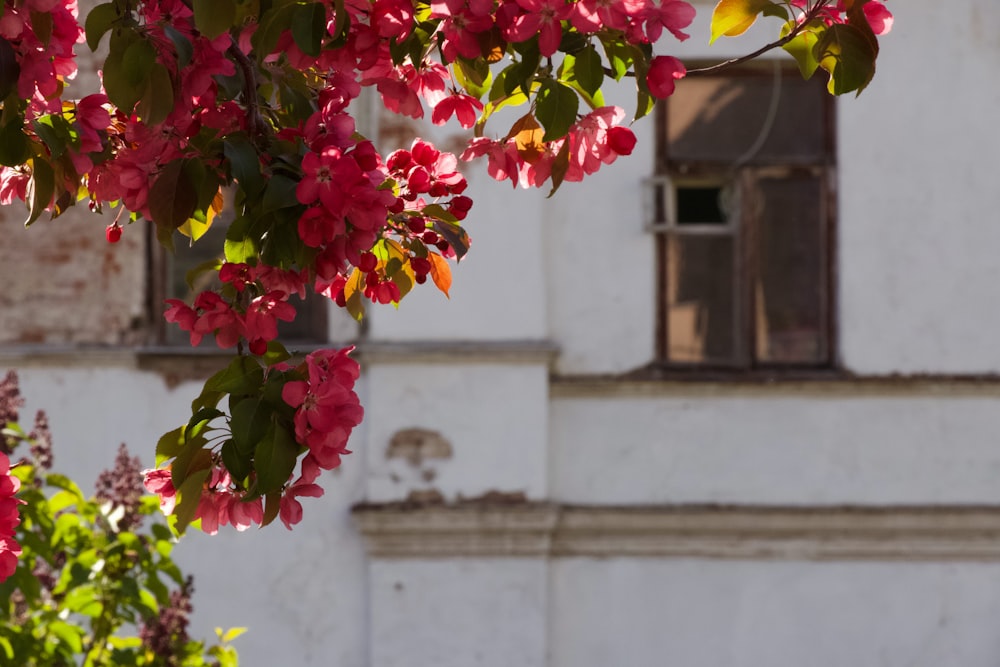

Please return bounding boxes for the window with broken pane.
[655,64,835,369]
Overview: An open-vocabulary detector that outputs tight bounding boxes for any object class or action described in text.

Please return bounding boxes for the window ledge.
[552,365,1000,398]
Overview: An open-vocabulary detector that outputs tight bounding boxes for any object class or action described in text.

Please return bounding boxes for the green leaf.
[504,42,540,98]
[252,3,298,60]
[230,396,272,455]
[189,407,225,433]
[171,445,212,496]
[262,174,300,213]
[193,0,236,40]
[33,114,76,159]
[148,159,198,230]
[261,490,281,526]
[204,356,265,396]
[709,0,777,43]
[816,22,878,95]
[0,38,20,101]
[253,422,298,495]
[221,438,253,481]
[173,466,211,534]
[565,46,604,96]
[156,425,186,462]
[163,23,194,69]
[535,80,578,142]
[45,473,85,501]
[224,136,265,198]
[292,2,326,57]
[263,340,292,367]
[102,32,154,112]
[0,117,30,167]
[85,3,119,51]
[136,61,174,126]
[224,215,259,264]
[46,621,84,654]
[600,39,632,81]
[781,20,822,79]
[24,157,54,227]
[454,57,492,98]
[62,583,102,617]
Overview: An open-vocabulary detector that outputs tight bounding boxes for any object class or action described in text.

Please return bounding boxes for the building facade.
[5,2,1000,665]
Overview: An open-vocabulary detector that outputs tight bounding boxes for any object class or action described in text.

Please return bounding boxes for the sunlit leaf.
[816,22,878,95]
[781,20,822,79]
[427,252,452,298]
[710,0,778,43]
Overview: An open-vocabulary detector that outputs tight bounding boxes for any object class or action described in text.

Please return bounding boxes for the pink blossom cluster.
[0,0,83,115]
[461,105,639,188]
[86,3,242,221]
[310,136,469,306]
[280,348,364,484]
[792,0,893,35]
[164,263,303,355]
[143,465,265,534]
[142,347,362,532]
[0,452,24,582]
[360,0,693,108]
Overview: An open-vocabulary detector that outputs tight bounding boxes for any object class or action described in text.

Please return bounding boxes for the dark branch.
[685,0,832,77]
[227,36,270,146]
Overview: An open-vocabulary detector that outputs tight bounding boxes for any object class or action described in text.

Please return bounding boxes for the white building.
[5,1,1000,665]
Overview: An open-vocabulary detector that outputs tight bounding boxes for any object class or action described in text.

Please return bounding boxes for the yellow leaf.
[177,206,215,241]
[710,0,773,43]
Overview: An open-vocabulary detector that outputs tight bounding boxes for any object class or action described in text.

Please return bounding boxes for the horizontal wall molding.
[355,339,559,365]
[352,503,1000,561]
[551,375,1000,398]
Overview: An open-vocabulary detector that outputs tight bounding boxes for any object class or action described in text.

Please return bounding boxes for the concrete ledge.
[353,503,1000,561]
[355,339,560,365]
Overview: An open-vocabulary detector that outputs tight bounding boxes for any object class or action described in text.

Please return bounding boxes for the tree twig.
[227,36,270,147]
[685,0,832,77]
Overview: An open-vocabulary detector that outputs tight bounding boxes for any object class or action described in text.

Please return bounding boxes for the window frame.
[145,222,332,349]
[653,63,839,372]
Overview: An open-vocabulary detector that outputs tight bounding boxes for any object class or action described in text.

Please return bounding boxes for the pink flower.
[0,536,20,582]
[245,291,297,344]
[279,479,324,530]
[431,94,484,129]
[646,55,686,98]
[501,0,572,56]
[143,468,178,515]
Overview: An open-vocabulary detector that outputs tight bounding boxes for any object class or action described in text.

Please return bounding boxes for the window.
[652,63,835,369]
[150,215,331,348]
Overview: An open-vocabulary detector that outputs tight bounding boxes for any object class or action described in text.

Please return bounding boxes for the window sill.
[552,364,1000,398]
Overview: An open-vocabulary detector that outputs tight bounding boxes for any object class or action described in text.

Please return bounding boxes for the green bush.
[0,371,241,666]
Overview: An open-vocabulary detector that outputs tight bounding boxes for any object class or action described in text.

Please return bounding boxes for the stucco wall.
[3,2,1000,666]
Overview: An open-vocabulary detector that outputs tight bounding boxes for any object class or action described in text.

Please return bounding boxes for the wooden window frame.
[653,64,838,372]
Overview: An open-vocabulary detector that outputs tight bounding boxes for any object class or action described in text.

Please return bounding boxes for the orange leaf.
[508,113,545,164]
[427,252,452,298]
